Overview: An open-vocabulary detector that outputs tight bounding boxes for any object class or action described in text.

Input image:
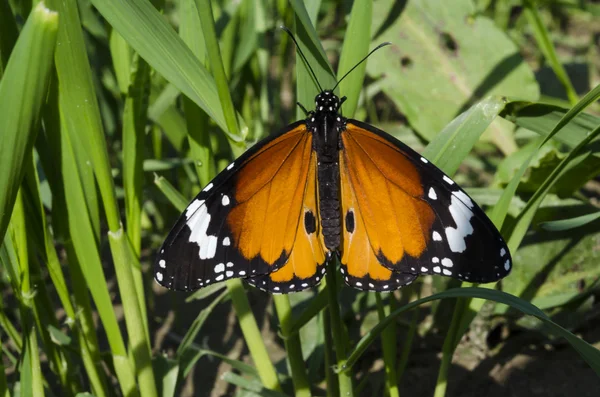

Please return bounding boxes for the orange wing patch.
[246,153,327,292]
[227,125,312,266]
[340,123,435,285]
[340,154,417,290]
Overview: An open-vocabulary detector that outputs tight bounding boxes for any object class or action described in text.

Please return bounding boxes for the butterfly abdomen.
[317,160,341,250]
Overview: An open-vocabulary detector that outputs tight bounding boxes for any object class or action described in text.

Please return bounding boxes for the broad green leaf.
[422,96,507,175]
[368,0,539,139]
[0,3,58,243]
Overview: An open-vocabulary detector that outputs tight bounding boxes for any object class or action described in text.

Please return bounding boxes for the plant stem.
[273,296,311,397]
[325,258,353,396]
[376,293,399,397]
[227,280,282,391]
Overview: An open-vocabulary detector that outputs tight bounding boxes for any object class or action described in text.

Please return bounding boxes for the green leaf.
[500,101,600,157]
[540,211,600,232]
[291,1,336,119]
[422,96,507,175]
[0,2,58,243]
[343,288,600,376]
[89,0,246,141]
[152,355,178,397]
[491,84,600,229]
[337,0,372,118]
[47,325,72,346]
[368,0,539,139]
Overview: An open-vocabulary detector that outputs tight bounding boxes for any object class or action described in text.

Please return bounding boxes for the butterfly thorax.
[306,90,347,252]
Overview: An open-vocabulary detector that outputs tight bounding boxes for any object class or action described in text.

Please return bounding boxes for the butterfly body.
[309,90,346,251]
[155,90,512,293]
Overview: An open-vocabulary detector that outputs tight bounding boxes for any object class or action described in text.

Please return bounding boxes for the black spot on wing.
[304,210,317,234]
[345,210,355,233]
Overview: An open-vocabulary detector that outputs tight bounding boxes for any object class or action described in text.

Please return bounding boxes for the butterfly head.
[314,90,342,114]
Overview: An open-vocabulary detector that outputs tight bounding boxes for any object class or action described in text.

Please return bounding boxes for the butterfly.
[154,42,512,294]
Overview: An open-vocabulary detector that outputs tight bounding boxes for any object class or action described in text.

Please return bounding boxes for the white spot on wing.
[421,266,428,272]
[504,259,511,271]
[420,157,428,163]
[200,235,218,259]
[356,282,362,287]
[227,162,235,170]
[452,190,474,208]
[204,182,213,191]
[444,195,474,253]
[443,176,454,185]
[226,262,234,268]
[223,237,231,246]
[433,231,442,241]
[226,271,234,277]
[187,201,220,260]
[159,259,166,268]
[428,187,437,200]
[443,269,452,276]
[222,195,230,206]
[215,274,224,281]
[156,272,163,281]
[500,248,506,257]
[432,257,440,263]
[214,263,225,273]
[239,270,246,276]
[433,266,441,273]
[185,199,204,219]
[442,258,453,268]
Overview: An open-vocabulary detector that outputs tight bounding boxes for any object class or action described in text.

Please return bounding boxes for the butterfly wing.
[155,122,326,292]
[339,120,511,290]
[246,152,327,293]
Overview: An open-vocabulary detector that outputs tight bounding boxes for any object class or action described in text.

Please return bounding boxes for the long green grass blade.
[539,211,600,232]
[89,0,246,141]
[522,0,578,105]
[196,0,243,154]
[0,2,58,243]
[337,0,372,118]
[508,123,600,252]
[343,288,600,375]
[491,83,600,228]
[291,2,336,118]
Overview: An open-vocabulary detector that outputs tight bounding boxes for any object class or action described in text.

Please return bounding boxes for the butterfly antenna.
[332,42,392,92]
[280,26,323,92]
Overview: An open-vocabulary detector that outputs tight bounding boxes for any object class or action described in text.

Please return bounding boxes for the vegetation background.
[1,0,600,396]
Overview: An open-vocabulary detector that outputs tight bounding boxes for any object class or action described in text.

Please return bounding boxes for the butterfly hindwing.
[155,122,326,292]
[339,121,511,285]
[246,152,327,293]
[339,152,418,291]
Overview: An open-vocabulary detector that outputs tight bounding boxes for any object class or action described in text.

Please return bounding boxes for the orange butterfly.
[155,42,511,294]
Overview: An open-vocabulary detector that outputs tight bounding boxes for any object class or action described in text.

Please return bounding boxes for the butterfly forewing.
[155,122,326,291]
[339,121,511,286]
